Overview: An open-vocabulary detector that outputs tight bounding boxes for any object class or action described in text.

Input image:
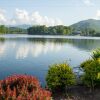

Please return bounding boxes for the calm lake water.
[0,35,100,86]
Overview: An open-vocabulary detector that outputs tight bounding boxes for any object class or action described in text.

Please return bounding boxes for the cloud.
[94,10,100,20]
[10,19,16,25]
[15,8,30,24]
[83,0,94,6]
[0,9,7,24]
[0,8,63,26]
[31,11,63,26]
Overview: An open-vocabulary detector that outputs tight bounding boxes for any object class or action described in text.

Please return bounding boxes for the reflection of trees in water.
[27,38,71,45]
[0,38,5,43]
[28,38,100,51]
[0,37,99,52]
[66,39,100,51]
[0,38,6,56]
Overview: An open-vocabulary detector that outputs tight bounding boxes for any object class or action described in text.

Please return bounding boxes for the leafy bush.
[46,63,75,91]
[81,60,100,89]
[81,49,100,91]
[0,75,51,99]
[81,59,93,68]
[92,48,100,60]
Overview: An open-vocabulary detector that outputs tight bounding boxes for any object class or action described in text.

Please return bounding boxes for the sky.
[0,0,100,26]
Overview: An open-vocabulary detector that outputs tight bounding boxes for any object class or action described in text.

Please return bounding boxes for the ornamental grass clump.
[0,75,51,100]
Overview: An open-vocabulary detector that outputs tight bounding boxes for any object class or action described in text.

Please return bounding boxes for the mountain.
[8,24,32,29]
[16,24,32,29]
[70,19,100,36]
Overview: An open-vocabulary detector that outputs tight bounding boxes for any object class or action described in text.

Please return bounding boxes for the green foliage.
[28,25,72,35]
[81,49,100,91]
[92,48,100,60]
[46,63,75,91]
[0,25,27,34]
[81,60,100,87]
[81,59,93,68]
[0,25,7,34]
[8,27,27,34]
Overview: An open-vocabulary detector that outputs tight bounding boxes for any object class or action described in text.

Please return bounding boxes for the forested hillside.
[71,19,100,36]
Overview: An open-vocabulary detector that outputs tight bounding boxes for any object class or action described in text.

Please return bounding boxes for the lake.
[0,34,100,86]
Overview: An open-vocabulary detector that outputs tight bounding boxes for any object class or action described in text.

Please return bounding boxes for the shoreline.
[0,34,100,40]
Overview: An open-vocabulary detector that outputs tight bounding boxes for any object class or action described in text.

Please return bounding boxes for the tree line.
[0,25,72,35]
[0,25,27,34]
[0,25,100,36]
[27,25,72,35]
[72,27,100,36]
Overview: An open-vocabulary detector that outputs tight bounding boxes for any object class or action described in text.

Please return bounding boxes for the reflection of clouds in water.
[16,45,29,59]
[16,42,62,59]
[31,43,44,57]
[0,41,62,59]
[0,44,6,56]
[11,42,16,48]
[0,42,16,57]
[43,42,61,54]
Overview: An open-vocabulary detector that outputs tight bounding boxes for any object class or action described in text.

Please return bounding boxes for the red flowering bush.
[0,75,51,100]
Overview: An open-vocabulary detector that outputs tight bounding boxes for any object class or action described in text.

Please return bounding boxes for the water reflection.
[28,38,100,51]
[67,39,100,51]
[16,41,62,59]
[0,38,100,59]
[0,43,6,56]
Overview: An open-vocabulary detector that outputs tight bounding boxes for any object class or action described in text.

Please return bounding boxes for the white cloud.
[0,8,63,26]
[83,0,94,6]
[10,19,16,25]
[0,9,7,24]
[94,10,100,20]
[31,11,63,26]
[15,8,30,24]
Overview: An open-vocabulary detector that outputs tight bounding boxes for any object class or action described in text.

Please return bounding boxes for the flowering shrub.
[0,75,51,100]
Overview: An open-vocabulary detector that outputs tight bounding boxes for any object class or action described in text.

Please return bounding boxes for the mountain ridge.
[70,19,100,36]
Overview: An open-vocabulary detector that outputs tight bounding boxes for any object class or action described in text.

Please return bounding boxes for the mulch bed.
[52,86,100,100]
